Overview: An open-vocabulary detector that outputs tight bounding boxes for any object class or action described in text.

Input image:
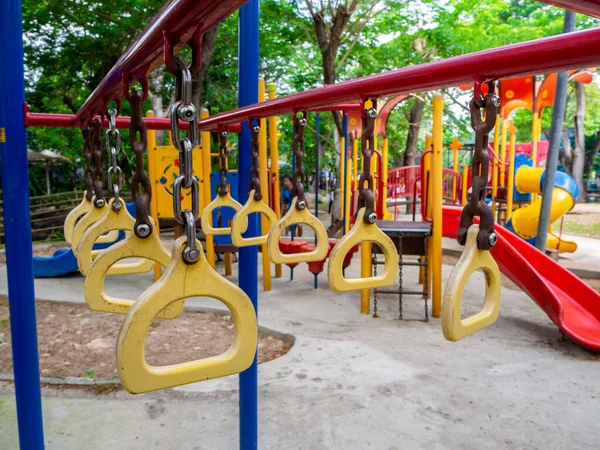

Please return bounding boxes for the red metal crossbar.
[75,0,249,123]
[198,28,600,129]
[540,0,600,17]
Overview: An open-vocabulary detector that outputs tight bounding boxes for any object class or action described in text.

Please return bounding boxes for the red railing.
[442,168,462,203]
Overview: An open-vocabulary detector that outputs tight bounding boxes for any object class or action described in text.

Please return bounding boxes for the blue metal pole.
[314,113,320,289]
[238,1,259,449]
[342,114,349,234]
[0,0,45,448]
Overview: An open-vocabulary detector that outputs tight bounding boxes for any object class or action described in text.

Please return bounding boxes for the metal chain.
[91,118,106,208]
[128,90,154,238]
[292,111,308,209]
[170,65,200,263]
[457,81,500,251]
[248,121,262,201]
[357,101,378,224]
[218,131,229,196]
[105,108,123,212]
[82,126,94,202]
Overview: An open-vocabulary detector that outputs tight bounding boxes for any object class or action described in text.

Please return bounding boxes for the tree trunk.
[585,134,600,176]
[572,81,587,201]
[559,126,573,174]
[403,97,424,214]
[191,25,221,109]
[148,67,165,145]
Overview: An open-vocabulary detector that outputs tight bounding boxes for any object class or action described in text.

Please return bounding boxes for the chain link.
[292,112,308,209]
[91,118,106,208]
[248,121,262,201]
[357,101,378,224]
[218,131,229,196]
[82,126,94,202]
[457,81,500,251]
[169,64,200,263]
[105,108,123,211]
[127,89,153,238]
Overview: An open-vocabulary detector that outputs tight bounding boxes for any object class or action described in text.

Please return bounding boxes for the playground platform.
[0,256,598,449]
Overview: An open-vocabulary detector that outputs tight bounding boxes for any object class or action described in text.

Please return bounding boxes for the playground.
[2,0,600,449]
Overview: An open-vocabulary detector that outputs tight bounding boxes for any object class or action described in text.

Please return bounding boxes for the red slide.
[442,206,600,351]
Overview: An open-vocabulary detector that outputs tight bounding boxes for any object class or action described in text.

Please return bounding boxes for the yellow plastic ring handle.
[442,224,501,342]
[230,190,277,247]
[267,197,329,264]
[64,195,92,245]
[71,196,120,256]
[327,208,399,292]
[77,199,153,276]
[200,192,247,236]
[116,236,258,393]
[84,221,183,319]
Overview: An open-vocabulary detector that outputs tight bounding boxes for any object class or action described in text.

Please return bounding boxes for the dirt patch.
[0,298,292,380]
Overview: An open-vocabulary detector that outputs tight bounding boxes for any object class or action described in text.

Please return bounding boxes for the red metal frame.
[75,0,249,122]
[197,28,600,129]
[539,0,600,17]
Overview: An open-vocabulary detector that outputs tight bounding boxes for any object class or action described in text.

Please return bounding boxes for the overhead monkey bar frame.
[75,0,249,122]
[198,27,600,129]
[541,0,600,17]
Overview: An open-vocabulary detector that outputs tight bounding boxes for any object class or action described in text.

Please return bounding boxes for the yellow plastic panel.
[200,192,246,236]
[116,236,258,393]
[84,222,183,319]
[327,208,399,292]
[442,225,501,342]
[230,190,277,247]
[64,196,92,245]
[77,199,154,276]
[267,197,329,264]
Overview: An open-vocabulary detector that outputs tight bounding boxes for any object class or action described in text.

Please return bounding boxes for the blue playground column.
[238,1,260,449]
[0,0,45,448]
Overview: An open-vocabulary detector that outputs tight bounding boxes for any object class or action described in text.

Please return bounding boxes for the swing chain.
[457,80,500,251]
[128,89,154,238]
[357,100,378,224]
[218,130,229,197]
[91,118,106,208]
[82,126,94,202]
[293,111,308,210]
[248,121,262,201]
[105,108,123,211]
[170,62,200,263]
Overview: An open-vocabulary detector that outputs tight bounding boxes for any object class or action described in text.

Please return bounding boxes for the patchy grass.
[553,211,600,238]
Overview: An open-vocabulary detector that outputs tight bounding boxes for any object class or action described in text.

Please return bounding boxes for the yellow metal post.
[449,138,462,203]
[258,79,271,291]
[531,112,539,168]
[506,120,516,221]
[146,111,163,282]
[461,164,468,206]
[200,108,215,268]
[491,121,500,217]
[268,83,282,279]
[382,138,391,219]
[431,96,444,318]
[500,116,507,188]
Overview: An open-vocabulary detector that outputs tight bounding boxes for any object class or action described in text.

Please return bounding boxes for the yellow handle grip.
[84,220,183,319]
[230,190,277,247]
[64,195,92,245]
[327,208,399,292]
[71,197,120,256]
[267,197,329,264]
[116,236,258,393]
[200,192,246,236]
[442,224,501,342]
[76,199,152,276]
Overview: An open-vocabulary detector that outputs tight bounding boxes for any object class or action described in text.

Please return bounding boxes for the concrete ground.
[0,252,599,449]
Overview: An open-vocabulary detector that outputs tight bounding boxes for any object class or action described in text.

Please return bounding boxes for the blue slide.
[33,202,135,278]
